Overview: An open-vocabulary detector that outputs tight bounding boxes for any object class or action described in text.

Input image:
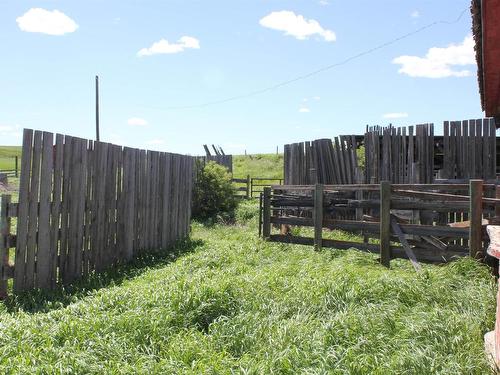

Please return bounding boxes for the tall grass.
[0,201,496,374]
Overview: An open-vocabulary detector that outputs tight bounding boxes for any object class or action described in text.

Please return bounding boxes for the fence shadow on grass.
[2,237,204,314]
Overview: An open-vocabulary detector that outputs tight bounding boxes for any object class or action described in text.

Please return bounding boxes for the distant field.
[232,154,283,179]
[0,146,21,171]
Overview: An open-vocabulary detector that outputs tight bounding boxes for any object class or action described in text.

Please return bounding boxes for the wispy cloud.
[299,107,310,113]
[383,112,408,119]
[16,8,78,35]
[411,10,420,18]
[127,117,148,126]
[319,0,329,5]
[260,11,336,42]
[393,35,475,78]
[138,36,200,57]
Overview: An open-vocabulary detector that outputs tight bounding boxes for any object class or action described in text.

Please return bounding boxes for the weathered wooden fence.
[284,118,497,185]
[261,181,498,267]
[0,129,194,295]
[284,137,361,185]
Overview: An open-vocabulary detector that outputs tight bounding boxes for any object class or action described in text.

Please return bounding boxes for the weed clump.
[192,161,237,223]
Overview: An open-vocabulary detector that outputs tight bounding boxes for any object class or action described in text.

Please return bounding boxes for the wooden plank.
[123,147,136,260]
[0,195,11,297]
[380,181,391,267]
[390,215,421,271]
[161,153,172,248]
[83,140,93,277]
[35,131,54,289]
[65,138,83,283]
[263,187,271,238]
[50,134,64,287]
[14,129,34,292]
[25,130,43,289]
[469,179,483,259]
[58,136,73,282]
[314,184,324,251]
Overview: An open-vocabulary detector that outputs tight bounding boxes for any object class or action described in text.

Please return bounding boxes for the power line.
[141,7,469,111]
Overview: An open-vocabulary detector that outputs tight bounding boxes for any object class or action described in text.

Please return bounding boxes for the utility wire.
[141,7,469,111]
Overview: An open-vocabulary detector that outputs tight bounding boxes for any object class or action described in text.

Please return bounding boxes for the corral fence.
[284,118,497,186]
[260,180,498,268]
[0,156,19,178]
[232,176,284,199]
[0,129,194,296]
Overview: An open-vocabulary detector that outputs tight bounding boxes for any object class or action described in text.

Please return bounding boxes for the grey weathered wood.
[469,179,483,259]
[0,195,11,297]
[35,131,54,289]
[25,130,43,289]
[390,216,421,272]
[314,184,324,251]
[262,187,271,239]
[14,129,34,292]
[380,181,391,267]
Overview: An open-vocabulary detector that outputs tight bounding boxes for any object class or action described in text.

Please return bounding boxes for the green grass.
[233,154,283,179]
[0,201,496,374]
[0,146,21,171]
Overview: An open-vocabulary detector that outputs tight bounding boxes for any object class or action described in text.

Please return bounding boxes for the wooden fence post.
[469,179,484,259]
[14,156,18,178]
[246,174,251,199]
[380,181,391,267]
[0,195,11,298]
[314,184,324,251]
[495,185,500,218]
[263,187,271,239]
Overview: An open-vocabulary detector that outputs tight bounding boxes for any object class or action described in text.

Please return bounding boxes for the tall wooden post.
[314,184,324,251]
[469,179,484,259]
[14,156,18,178]
[0,195,11,298]
[380,181,391,267]
[95,75,100,141]
[262,187,271,239]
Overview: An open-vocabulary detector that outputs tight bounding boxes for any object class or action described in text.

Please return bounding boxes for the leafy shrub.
[192,161,237,222]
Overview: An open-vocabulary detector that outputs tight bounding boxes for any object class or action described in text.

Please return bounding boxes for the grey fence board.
[5,129,194,292]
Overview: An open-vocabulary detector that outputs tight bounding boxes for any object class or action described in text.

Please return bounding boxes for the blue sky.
[0,0,482,155]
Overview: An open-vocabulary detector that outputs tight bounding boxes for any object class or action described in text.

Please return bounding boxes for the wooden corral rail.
[260,181,497,268]
[232,177,284,199]
[232,176,251,199]
[250,178,283,198]
[0,129,195,297]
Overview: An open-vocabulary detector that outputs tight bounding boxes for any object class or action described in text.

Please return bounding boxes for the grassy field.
[0,201,496,374]
[0,146,21,171]
[232,154,283,179]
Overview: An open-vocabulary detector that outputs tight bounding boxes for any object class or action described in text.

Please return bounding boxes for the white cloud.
[319,0,329,5]
[393,35,475,78]
[299,107,310,113]
[411,10,420,18]
[127,117,148,127]
[259,11,336,42]
[312,96,321,101]
[16,8,78,35]
[383,112,408,119]
[137,36,200,57]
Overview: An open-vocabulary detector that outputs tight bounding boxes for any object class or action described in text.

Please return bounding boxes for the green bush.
[192,161,237,222]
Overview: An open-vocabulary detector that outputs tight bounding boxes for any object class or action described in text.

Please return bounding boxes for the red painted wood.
[482,0,500,117]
